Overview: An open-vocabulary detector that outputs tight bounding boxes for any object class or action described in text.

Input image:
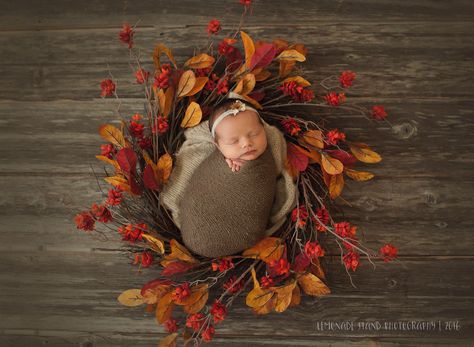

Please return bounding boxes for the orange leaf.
[242,237,285,263]
[348,142,382,163]
[174,284,208,306]
[288,283,301,308]
[321,153,344,175]
[142,234,165,254]
[163,87,175,118]
[177,70,196,98]
[156,291,175,324]
[98,124,126,148]
[254,69,271,81]
[184,53,215,69]
[104,175,131,193]
[233,73,256,95]
[183,289,209,314]
[301,130,323,149]
[240,31,255,69]
[345,168,374,181]
[156,153,173,185]
[158,333,178,347]
[283,76,311,87]
[117,289,145,307]
[164,239,199,264]
[271,280,297,313]
[276,49,306,62]
[153,43,177,70]
[246,286,274,308]
[279,60,296,78]
[310,258,326,280]
[273,38,289,51]
[297,272,331,296]
[241,94,263,110]
[181,102,202,128]
[185,77,208,96]
[329,173,344,199]
[95,155,121,172]
[156,88,166,113]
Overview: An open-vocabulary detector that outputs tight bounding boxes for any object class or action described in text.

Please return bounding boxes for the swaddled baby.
[179,99,278,258]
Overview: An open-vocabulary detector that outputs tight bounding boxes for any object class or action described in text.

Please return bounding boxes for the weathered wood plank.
[1,99,473,178]
[0,251,472,297]
[1,0,473,31]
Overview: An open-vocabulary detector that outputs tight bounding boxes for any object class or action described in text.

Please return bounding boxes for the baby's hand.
[225,158,246,172]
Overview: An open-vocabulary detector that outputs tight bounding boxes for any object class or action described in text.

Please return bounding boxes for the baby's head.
[209,99,268,161]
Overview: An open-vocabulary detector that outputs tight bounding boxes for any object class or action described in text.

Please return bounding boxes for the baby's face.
[214,110,267,161]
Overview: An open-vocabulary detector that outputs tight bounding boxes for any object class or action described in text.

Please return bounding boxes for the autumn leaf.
[325,149,357,167]
[183,288,209,314]
[233,73,256,95]
[164,239,199,264]
[240,31,255,69]
[276,49,306,62]
[241,94,263,110]
[242,237,285,263]
[117,289,145,307]
[142,234,165,254]
[283,76,311,87]
[163,87,175,118]
[329,173,344,199]
[310,258,326,280]
[156,153,173,184]
[116,148,137,175]
[99,124,126,148]
[156,291,175,324]
[321,153,344,175]
[156,88,166,112]
[104,175,131,193]
[181,102,202,128]
[185,77,208,96]
[184,53,215,69]
[176,70,196,98]
[271,280,297,313]
[141,278,174,297]
[95,155,121,172]
[279,60,296,78]
[161,260,196,276]
[348,142,382,163]
[254,69,271,81]
[345,168,374,181]
[153,43,177,70]
[158,333,178,347]
[143,164,159,190]
[297,272,331,296]
[174,284,208,306]
[287,142,309,173]
[288,283,301,308]
[246,284,274,308]
[250,42,276,70]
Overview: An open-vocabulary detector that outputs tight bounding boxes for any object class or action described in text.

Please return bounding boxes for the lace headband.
[210,99,261,138]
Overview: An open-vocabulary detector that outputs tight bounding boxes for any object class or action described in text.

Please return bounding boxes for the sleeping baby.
[178,99,278,258]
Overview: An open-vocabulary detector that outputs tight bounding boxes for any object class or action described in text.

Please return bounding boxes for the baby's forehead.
[216,111,262,135]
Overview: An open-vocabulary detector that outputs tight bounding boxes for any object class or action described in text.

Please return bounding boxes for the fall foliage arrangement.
[74,2,398,346]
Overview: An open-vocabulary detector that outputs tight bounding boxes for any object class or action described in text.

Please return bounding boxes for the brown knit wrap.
[179,145,278,258]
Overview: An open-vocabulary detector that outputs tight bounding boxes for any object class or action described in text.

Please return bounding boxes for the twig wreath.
[74,1,398,346]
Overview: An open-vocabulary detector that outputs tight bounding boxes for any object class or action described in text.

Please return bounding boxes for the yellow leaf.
[158,333,178,347]
[349,143,382,163]
[276,49,306,62]
[254,69,271,81]
[345,168,375,181]
[252,296,275,315]
[271,280,297,313]
[283,76,311,87]
[184,53,215,69]
[184,77,208,97]
[181,102,202,128]
[98,124,126,148]
[246,287,274,308]
[288,283,301,308]
[163,87,175,118]
[95,155,121,172]
[164,239,199,264]
[241,94,263,110]
[329,173,344,199]
[302,130,324,149]
[242,237,285,263]
[153,43,177,70]
[142,234,165,254]
[297,272,331,296]
[157,153,173,185]
[321,154,344,175]
[156,88,166,113]
[240,31,255,69]
[104,175,131,193]
[117,289,145,307]
[279,60,296,78]
[233,73,256,95]
[156,291,174,324]
[176,70,196,98]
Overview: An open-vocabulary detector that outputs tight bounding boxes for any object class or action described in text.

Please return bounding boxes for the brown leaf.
[310,258,326,280]
[163,87,175,118]
[181,102,202,128]
[254,69,271,81]
[158,333,178,347]
[99,124,126,148]
[233,73,256,95]
[349,142,382,163]
[153,43,177,70]
[345,168,375,181]
[177,70,196,98]
[297,272,331,296]
[156,291,174,324]
[321,153,344,175]
[142,234,165,254]
[164,239,199,264]
[104,175,131,193]
[156,88,166,113]
[329,173,344,199]
[271,280,297,313]
[288,283,301,308]
[246,286,274,308]
[276,49,306,62]
[156,153,173,185]
[117,289,145,307]
[301,130,323,149]
[185,77,208,96]
[242,237,285,263]
[240,31,255,69]
[183,289,209,314]
[184,53,215,69]
[279,60,296,78]
[241,94,263,109]
[252,295,275,315]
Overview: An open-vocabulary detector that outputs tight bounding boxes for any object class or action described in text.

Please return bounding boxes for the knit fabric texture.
[179,145,277,257]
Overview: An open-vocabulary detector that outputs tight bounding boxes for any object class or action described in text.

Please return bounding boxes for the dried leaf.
[279,60,296,78]
[246,286,274,308]
[283,76,311,87]
[156,291,175,324]
[163,87,175,118]
[165,239,199,264]
[116,148,137,174]
[174,284,208,306]
[181,102,202,128]
[153,43,177,70]
[117,289,145,307]
[184,53,215,69]
[240,31,255,69]
[104,175,131,193]
[233,73,256,95]
[177,70,196,98]
[254,69,271,81]
[250,42,276,70]
[156,153,173,185]
[99,124,126,148]
[287,143,309,172]
[242,237,285,263]
[310,258,326,280]
[329,173,344,199]
[161,260,196,276]
[272,280,297,313]
[241,94,263,110]
[95,155,121,172]
[252,295,275,315]
[158,333,178,347]
[288,283,301,308]
[349,142,382,163]
[156,88,166,112]
[142,234,165,254]
[276,49,306,62]
[297,272,331,296]
[143,165,159,190]
[185,77,208,96]
[345,168,374,181]
[321,153,344,175]
[183,289,209,314]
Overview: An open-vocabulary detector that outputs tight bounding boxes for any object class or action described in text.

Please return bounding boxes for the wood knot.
[423,191,438,206]
[392,122,417,140]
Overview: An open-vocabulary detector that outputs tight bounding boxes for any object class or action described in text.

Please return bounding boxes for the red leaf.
[129,176,142,195]
[141,278,175,296]
[322,169,331,187]
[250,43,276,70]
[287,143,309,172]
[292,252,311,273]
[161,261,196,276]
[143,165,159,190]
[116,148,137,174]
[325,149,356,167]
[248,90,265,102]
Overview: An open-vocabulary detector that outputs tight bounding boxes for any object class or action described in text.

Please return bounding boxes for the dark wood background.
[0,1,473,346]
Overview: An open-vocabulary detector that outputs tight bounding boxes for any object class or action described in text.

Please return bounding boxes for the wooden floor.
[1,1,473,346]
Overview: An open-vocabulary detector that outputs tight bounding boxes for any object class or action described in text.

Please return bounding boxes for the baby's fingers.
[225,158,233,169]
